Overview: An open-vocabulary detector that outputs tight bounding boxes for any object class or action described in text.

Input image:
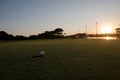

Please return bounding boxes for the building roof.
[115,28,120,30]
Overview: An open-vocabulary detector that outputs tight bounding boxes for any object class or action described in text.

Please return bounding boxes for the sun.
[101,26,113,34]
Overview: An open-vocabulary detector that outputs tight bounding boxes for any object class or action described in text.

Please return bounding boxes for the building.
[115,28,120,34]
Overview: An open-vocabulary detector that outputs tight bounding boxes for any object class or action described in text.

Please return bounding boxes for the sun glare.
[101,26,113,34]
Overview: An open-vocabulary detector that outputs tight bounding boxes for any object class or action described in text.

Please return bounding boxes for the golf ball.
[39,51,45,56]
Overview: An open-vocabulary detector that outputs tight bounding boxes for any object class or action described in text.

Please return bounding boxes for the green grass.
[0,39,120,80]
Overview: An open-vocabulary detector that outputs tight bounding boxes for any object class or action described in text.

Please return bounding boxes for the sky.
[0,0,120,36]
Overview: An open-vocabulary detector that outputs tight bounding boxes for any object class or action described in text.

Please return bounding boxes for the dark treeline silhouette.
[0,31,15,40]
[0,31,28,40]
[29,28,64,39]
[1,27,120,40]
[0,28,64,40]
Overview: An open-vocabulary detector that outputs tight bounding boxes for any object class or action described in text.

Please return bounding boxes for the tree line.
[0,28,64,40]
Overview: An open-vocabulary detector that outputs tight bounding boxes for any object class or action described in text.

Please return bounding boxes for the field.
[0,39,120,80]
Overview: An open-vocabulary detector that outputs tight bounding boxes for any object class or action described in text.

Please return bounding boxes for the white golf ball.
[39,51,45,56]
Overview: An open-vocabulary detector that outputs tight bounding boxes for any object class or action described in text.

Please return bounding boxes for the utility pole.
[85,25,87,34]
[96,22,98,35]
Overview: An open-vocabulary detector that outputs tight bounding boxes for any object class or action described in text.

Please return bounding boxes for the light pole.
[96,22,98,36]
[85,25,87,35]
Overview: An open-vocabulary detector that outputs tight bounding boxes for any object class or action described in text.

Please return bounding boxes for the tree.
[53,28,63,35]
[15,35,28,40]
[38,31,55,39]
[0,31,15,40]
[38,28,64,39]
[29,35,39,40]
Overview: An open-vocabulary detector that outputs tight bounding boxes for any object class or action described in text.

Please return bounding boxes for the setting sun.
[101,26,113,34]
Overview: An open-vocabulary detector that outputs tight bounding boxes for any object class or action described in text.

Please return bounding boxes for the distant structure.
[115,28,120,34]
[66,33,86,39]
[115,24,120,34]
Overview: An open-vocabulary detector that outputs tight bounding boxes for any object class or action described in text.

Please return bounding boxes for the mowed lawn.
[0,39,120,80]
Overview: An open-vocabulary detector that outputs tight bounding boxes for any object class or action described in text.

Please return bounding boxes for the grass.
[0,39,120,80]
